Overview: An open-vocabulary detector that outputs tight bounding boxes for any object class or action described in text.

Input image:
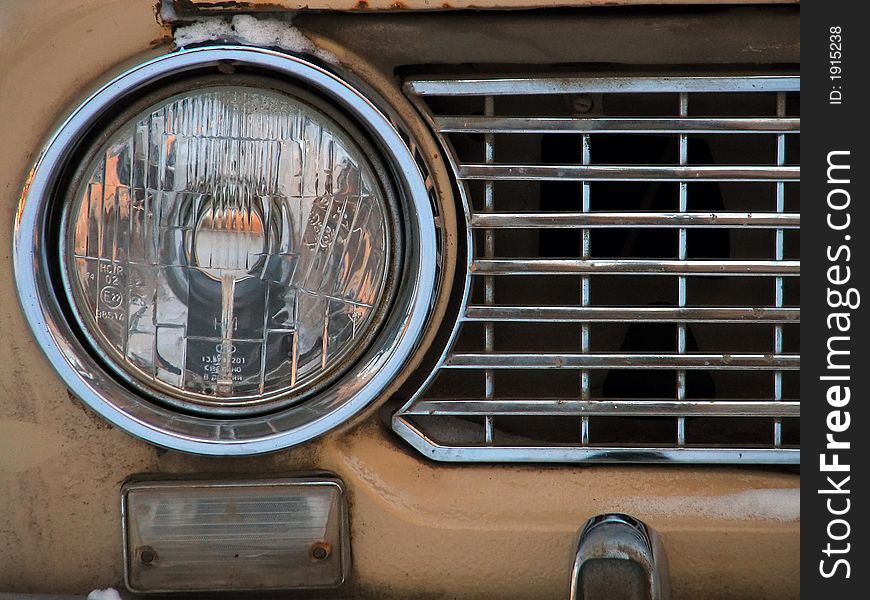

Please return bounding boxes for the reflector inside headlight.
[62,85,392,410]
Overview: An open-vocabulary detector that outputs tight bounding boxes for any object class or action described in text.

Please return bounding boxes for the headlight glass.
[62,85,392,410]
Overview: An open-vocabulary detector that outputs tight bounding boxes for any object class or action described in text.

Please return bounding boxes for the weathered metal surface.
[161,0,799,23]
[295,8,799,69]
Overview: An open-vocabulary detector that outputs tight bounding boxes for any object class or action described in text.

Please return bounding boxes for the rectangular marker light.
[122,477,349,592]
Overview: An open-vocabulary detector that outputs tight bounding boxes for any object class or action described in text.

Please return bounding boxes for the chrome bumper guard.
[571,514,671,600]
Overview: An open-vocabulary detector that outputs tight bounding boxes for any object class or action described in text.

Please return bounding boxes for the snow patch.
[87,589,123,600]
[174,15,338,65]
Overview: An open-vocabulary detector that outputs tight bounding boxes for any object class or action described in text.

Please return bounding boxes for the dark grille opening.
[592,276,679,306]
[396,74,800,463]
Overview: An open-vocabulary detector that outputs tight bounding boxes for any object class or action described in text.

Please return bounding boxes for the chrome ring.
[14,46,439,455]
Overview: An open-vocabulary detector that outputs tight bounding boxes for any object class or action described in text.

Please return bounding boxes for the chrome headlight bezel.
[14,46,439,455]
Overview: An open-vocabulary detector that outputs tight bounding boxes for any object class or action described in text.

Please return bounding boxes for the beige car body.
[1,1,799,597]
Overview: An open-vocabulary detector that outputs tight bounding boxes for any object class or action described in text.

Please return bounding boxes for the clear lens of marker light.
[62,86,392,411]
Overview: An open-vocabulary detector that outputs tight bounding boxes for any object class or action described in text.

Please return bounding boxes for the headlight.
[63,84,395,414]
[15,47,439,453]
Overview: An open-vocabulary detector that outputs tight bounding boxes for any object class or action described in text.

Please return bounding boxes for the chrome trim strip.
[444,352,800,370]
[463,305,800,323]
[469,211,800,229]
[436,116,800,134]
[471,258,800,276]
[405,75,800,96]
[393,418,800,464]
[404,399,800,417]
[459,164,800,182]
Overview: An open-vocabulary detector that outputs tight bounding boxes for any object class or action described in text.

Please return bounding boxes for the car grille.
[395,74,799,463]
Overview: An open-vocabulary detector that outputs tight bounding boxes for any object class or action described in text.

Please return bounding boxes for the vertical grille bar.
[581,132,592,446]
[483,95,496,446]
[397,74,800,464]
[773,92,786,448]
[676,93,688,447]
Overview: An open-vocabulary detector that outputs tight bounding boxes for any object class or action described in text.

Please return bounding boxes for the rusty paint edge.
[161,0,800,23]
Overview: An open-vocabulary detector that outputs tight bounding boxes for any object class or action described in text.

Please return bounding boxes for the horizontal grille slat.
[394,420,798,463]
[459,164,799,182]
[405,399,800,418]
[437,116,800,134]
[397,73,800,464]
[444,353,800,370]
[471,258,800,276]
[463,305,800,323]
[469,211,800,229]
[405,75,800,96]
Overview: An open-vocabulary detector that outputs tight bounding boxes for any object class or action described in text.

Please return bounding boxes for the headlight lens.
[63,86,393,411]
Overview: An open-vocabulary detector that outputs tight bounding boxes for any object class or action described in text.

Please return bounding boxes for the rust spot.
[240,1,300,10]
[442,2,451,7]
[391,1,406,8]
[154,0,165,25]
[309,541,332,561]
[150,34,174,48]
[168,0,295,17]
[355,0,369,9]
[176,0,251,11]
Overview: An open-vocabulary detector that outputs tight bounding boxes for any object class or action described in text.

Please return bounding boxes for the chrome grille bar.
[471,258,800,276]
[676,93,690,446]
[580,131,592,445]
[397,73,800,464]
[459,164,799,182]
[483,95,496,446]
[405,399,800,418]
[405,75,800,96]
[436,116,800,134]
[394,420,799,464]
[773,91,788,448]
[469,211,800,229]
[464,306,800,323]
[444,353,800,370]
